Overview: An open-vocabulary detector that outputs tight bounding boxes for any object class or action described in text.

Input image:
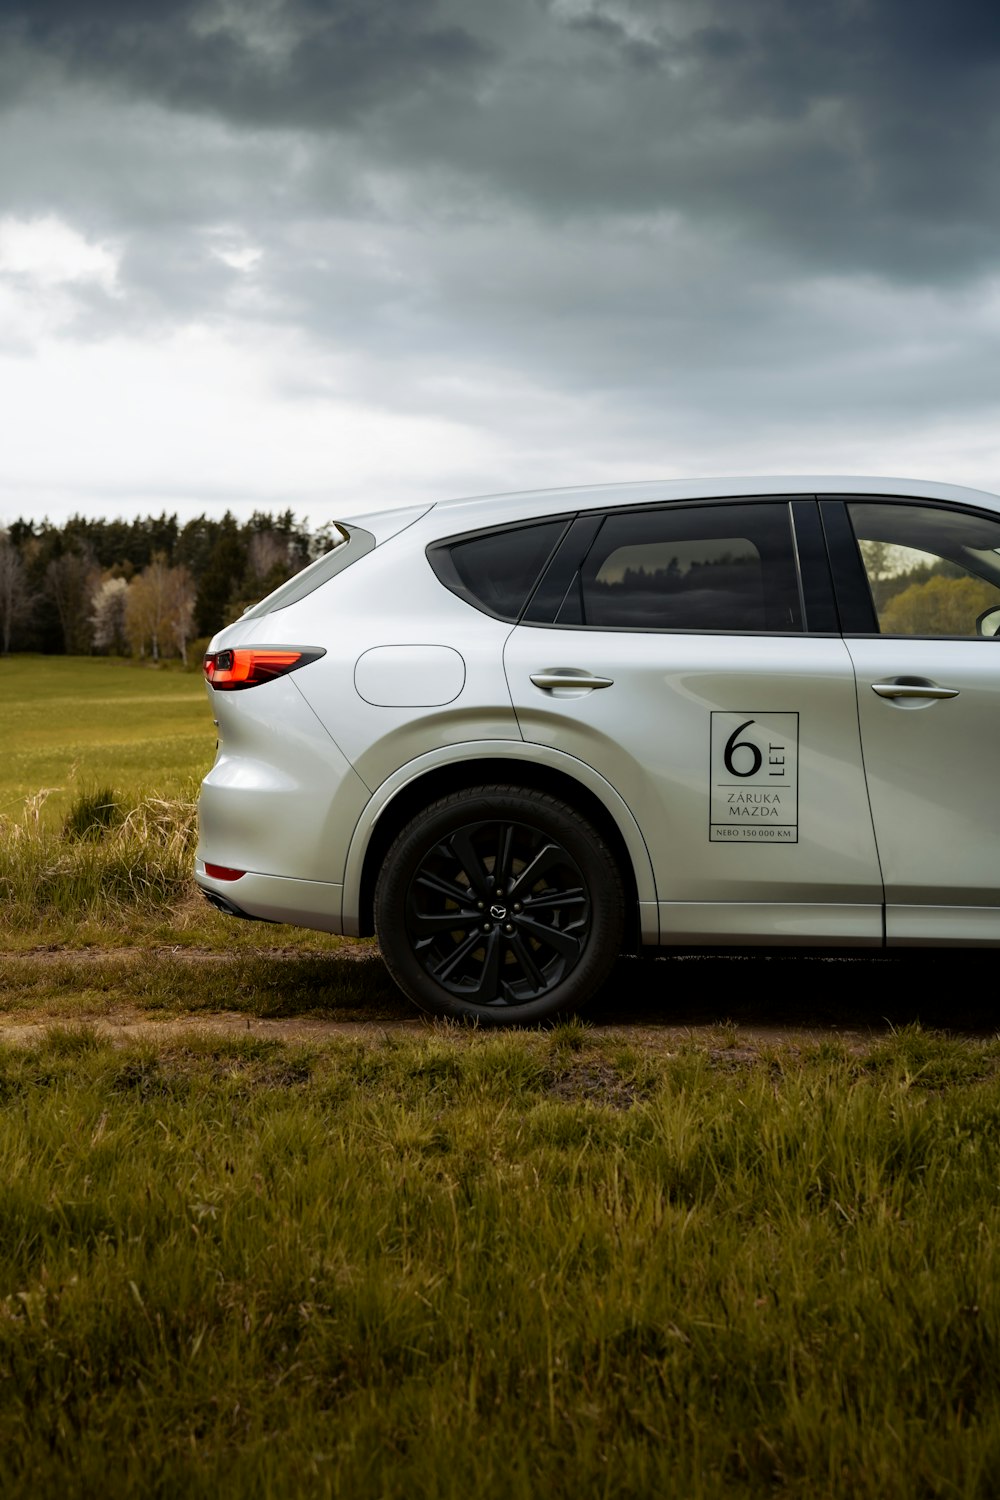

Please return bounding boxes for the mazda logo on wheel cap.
[490,904,507,920]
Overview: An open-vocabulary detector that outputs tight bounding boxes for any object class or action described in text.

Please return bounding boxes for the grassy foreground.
[4,656,1000,1496]
[0,655,214,826]
[1,1025,999,1498]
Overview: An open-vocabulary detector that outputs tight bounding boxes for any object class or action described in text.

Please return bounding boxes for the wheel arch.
[346,746,654,946]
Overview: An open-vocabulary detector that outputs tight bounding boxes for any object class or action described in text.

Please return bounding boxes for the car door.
[822,497,1000,945]
[503,497,884,946]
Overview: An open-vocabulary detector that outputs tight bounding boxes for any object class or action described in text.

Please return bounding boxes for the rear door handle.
[871,680,959,700]
[529,669,614,692]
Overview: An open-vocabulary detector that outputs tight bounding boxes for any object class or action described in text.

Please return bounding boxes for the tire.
[374,785,625,1025]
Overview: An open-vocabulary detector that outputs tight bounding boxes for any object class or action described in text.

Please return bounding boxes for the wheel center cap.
[490,903,507,921]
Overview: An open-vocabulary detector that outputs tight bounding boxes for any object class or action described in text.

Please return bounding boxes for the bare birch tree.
[125,556,196,661]
[170,566,196,663]
[90,575,130,654]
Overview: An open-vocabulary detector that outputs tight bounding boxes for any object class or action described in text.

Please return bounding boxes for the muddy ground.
[1,945,994,1051]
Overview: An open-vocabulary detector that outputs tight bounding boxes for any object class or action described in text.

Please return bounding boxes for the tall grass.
[0,1029,998,1497]
[0,786,197,926]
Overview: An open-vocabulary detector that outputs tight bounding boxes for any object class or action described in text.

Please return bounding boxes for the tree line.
[0,510,334,659]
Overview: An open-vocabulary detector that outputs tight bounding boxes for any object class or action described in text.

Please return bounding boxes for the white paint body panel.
[504,628,883,942]
[265,535,520,792]
[846,637,1000,940]
[195,861,344,931]
[656,902,882,945]
[196,672,369,886]
[886,907,1000,946]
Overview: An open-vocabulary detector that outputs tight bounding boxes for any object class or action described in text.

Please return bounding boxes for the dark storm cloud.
[4,0,999,281]
[437,0,1000,279]
[2,0,1000,516]
[0,0,491,127]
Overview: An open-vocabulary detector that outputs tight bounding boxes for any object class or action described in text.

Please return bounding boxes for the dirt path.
[0,992,886,1054]
[2,942,377,964]
[0,1010,887,1050]
[2,945,993,1050]
[0,1009,428,1047]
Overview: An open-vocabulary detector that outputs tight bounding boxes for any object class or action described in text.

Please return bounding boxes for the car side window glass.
[428,520,566,621]
[570,502,803,632]
[847,502,1000,638]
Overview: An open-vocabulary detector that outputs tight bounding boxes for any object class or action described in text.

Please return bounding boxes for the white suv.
[196,477,1000,1023]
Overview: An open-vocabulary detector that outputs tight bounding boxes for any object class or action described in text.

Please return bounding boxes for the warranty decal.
[709,712,799,844]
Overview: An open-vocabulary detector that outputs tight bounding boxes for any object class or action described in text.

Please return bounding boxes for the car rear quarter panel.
[197,673,370,884]
[274,539,523,790]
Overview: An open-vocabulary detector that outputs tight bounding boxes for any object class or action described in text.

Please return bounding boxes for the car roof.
[337,476,1000,544]
[410,475,1000,534]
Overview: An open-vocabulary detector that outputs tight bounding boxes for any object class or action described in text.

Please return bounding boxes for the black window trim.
[521,494,824,637]
[789,498,839,633]
[425,514,575,623]
[523,512,604,625]
[425,491,1000,639]
[818,499,878,634]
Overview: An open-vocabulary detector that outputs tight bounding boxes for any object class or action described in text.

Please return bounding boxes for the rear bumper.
[194,861,344,932]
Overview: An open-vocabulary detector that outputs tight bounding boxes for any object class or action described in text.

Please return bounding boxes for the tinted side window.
[428,521,566,621]
[569,503,802,631]
[847,502,1000,638]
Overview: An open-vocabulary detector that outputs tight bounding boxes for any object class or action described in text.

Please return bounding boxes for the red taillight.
[204,864,246,881]
[203,647,324,690]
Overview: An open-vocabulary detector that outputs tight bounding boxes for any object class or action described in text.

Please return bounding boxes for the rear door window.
[561,502,804,632]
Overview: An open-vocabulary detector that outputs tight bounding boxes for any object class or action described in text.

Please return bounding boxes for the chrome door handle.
[871,680,959,700]
[529,669,614,691]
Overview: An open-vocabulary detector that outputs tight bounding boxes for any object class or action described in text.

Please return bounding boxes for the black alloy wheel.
[375,787,625,1024]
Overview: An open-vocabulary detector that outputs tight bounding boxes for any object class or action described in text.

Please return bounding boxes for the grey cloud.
[565,10,665,72]
[203,206,1000,449]
[0,0,491,128]
[2,0,999,515]
[4,0,1000,285]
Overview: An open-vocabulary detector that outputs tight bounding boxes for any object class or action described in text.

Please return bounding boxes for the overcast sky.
[1,0,999,528]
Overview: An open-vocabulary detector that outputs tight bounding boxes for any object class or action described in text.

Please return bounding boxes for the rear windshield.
[240,524,375,618]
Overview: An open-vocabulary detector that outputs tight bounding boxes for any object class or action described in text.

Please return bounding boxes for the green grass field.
[0,654,215,825]
[3,656,1000,1496]
[1,1025,999,1497]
